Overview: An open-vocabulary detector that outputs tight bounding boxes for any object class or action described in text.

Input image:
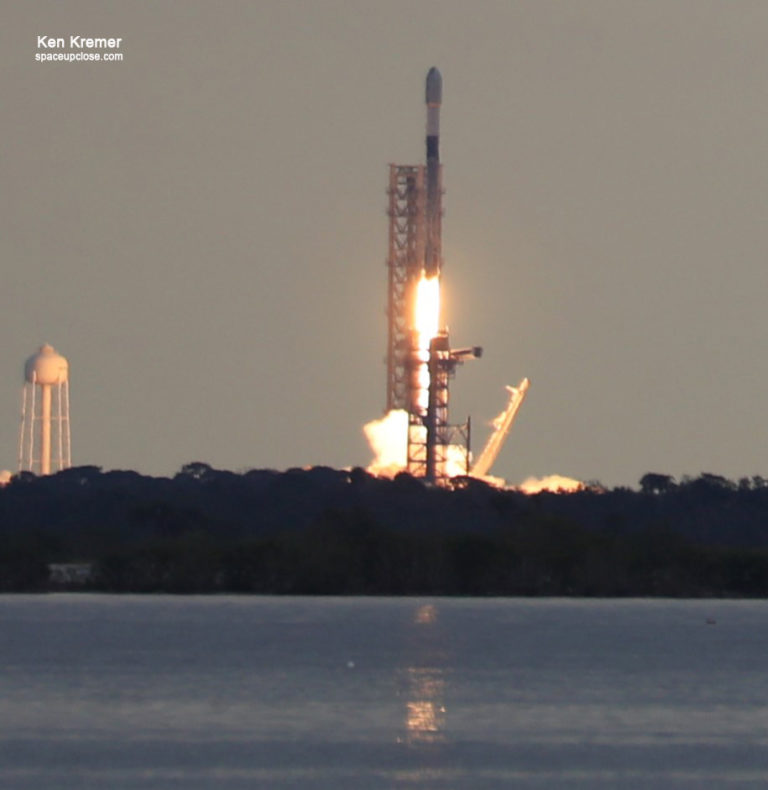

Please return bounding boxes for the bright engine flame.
[414,275,440,348]
[412,274,440,415]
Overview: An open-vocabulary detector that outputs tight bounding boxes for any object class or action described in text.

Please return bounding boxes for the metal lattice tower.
[385,164,424,413]
[424,334,475,481]
[384,166,474,483]
[425,334,452,480]
[382,69,483,485]
[384,165,454,480]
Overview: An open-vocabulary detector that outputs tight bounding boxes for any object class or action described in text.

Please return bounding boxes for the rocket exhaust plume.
[414,275,440,351]
[412,273,440,415]
[518,475,584,494]
[364,409,408,477]
[364,407,471,479]
[364,273,441,478]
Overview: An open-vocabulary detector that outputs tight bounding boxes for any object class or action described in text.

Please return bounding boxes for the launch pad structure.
[384,69,482,484]
[385,163,425,415]
[383,69,527,484]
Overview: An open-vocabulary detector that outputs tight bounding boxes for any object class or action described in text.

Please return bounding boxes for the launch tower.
[385,69,481,483]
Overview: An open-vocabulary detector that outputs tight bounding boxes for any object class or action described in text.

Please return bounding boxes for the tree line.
[2,464,768,595]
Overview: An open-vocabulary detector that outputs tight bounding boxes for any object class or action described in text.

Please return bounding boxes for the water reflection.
[405,668,446,743]
[403,604,446,744]
[414,603,437,625]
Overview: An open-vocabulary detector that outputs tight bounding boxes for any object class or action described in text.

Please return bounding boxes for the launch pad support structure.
[385,164,425,414]
[384,69,482,484]
[382,68,528,483]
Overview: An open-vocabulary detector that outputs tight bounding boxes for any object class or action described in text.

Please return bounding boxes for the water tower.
[18,344,71,475]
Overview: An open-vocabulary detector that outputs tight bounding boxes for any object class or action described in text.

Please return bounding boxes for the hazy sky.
[3,1,768,488]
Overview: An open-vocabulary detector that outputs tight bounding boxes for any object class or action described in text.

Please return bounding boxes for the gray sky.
[3,0,768,488]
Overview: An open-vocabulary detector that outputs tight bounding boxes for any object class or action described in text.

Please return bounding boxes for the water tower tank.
[25,344,68,385]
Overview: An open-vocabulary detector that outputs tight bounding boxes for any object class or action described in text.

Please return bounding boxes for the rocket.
[424,67,442,278]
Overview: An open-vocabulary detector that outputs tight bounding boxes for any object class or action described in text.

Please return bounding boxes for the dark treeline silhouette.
[3,464,768,595]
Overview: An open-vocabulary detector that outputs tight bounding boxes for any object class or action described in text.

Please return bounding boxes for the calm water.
[1,595,768,788]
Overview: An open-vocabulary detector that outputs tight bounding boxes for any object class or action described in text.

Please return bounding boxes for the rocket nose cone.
[426,67,442,105]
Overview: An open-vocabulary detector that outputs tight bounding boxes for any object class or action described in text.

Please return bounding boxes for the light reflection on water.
[404,604,446,744]
[414,603,437,625]
[405,670,446,744]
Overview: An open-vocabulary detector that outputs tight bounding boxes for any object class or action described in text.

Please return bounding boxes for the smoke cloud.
[363,409,408,477]
[518,475,584,494]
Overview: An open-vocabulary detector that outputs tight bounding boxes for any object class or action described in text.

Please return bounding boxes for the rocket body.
[423,67,443,481]
[424,67,442,278]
